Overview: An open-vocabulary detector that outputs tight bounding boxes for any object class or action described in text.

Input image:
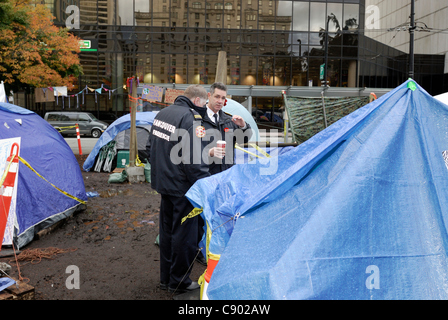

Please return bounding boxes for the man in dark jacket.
[202,82,252,175]
[148,84,209,294]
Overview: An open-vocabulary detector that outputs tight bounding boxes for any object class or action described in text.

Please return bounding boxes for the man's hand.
[232,115,246,128]
[209,147,225,159]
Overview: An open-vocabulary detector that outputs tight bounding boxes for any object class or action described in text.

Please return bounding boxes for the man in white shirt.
[203,82,252,175]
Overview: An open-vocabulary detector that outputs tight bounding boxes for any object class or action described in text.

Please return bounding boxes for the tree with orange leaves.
[0,0,82,91]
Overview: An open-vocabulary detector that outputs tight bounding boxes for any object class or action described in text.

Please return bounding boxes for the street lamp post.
[323,15,332,88]
[409,0,416,79]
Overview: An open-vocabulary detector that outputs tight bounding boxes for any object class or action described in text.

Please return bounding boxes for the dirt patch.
[0,154,206,300]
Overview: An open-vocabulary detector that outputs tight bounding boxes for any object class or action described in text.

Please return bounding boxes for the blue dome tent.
[82,112,156,172]
[0,102,87,249]
[186,80,448,300]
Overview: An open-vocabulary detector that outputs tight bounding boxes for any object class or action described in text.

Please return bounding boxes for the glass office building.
[34,0,445,123]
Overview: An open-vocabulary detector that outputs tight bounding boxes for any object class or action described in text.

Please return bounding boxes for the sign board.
[0,137,21,246]
[142,84,164,102]
[164,88,184,104]
[320,64,325,80]
[80,40,91,49]
[80,39,97,52]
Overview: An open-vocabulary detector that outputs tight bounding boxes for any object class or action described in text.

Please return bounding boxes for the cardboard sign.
[142,85,164,102]
[164,88,185,104]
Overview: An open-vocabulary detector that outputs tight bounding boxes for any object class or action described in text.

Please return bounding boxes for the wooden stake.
[129,77,137,167]
[215,51,227,84]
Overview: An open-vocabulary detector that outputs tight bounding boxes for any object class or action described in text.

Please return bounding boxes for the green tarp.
[284,95,370,144]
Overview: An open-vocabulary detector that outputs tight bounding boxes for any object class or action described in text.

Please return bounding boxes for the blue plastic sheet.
[186,80,448,300]
[0,277,15,293]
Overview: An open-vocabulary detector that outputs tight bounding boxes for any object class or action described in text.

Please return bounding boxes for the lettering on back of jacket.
[152,119,178,142]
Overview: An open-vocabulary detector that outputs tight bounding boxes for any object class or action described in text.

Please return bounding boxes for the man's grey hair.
[184,84,208,100]
[210,82,227,94]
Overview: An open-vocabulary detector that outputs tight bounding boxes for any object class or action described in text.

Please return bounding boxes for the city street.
[64,137,98,155]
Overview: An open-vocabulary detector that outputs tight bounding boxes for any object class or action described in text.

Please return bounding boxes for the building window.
[247,14,256,21]
[193,2,202,9]
[225,3,232,10]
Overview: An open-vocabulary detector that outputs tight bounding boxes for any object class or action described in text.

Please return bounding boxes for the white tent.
[434,92,448,105]
[222,98,259,141]
[0,81,7,103]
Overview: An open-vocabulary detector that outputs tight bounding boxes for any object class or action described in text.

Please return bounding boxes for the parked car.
[44,112,109,138]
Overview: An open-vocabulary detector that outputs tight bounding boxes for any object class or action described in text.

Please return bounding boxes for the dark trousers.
[159,194,198,289]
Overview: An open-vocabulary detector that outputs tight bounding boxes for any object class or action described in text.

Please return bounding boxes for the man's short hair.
[210,82,227,94]
[184,84,208,100]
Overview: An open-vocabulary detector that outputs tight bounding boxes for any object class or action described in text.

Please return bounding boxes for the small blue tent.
[186,80,448,300]
[83,112,156,172]
[0,102,87,248]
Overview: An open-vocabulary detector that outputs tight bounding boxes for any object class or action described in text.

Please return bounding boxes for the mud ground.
[0,154,206,300]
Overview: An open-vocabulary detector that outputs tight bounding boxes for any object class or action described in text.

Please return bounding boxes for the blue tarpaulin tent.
[186,80,448,300]
[83,112,156,171]
[0,102,87,248]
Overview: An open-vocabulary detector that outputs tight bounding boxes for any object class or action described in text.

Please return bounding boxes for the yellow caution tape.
[18,156,86,205]
[208,252,221,261]
[181,207,203,225]
[56,125,78,133]
[135,155,145,167]
[248,143,271,158]
[235,145,265,159]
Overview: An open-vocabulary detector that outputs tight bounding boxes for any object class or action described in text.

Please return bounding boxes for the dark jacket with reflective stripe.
[148,95,210,197]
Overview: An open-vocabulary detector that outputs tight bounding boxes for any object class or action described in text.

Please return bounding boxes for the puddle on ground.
[99,189,135,198]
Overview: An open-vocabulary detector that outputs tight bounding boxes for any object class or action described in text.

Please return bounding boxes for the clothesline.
[37,84,122,109]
